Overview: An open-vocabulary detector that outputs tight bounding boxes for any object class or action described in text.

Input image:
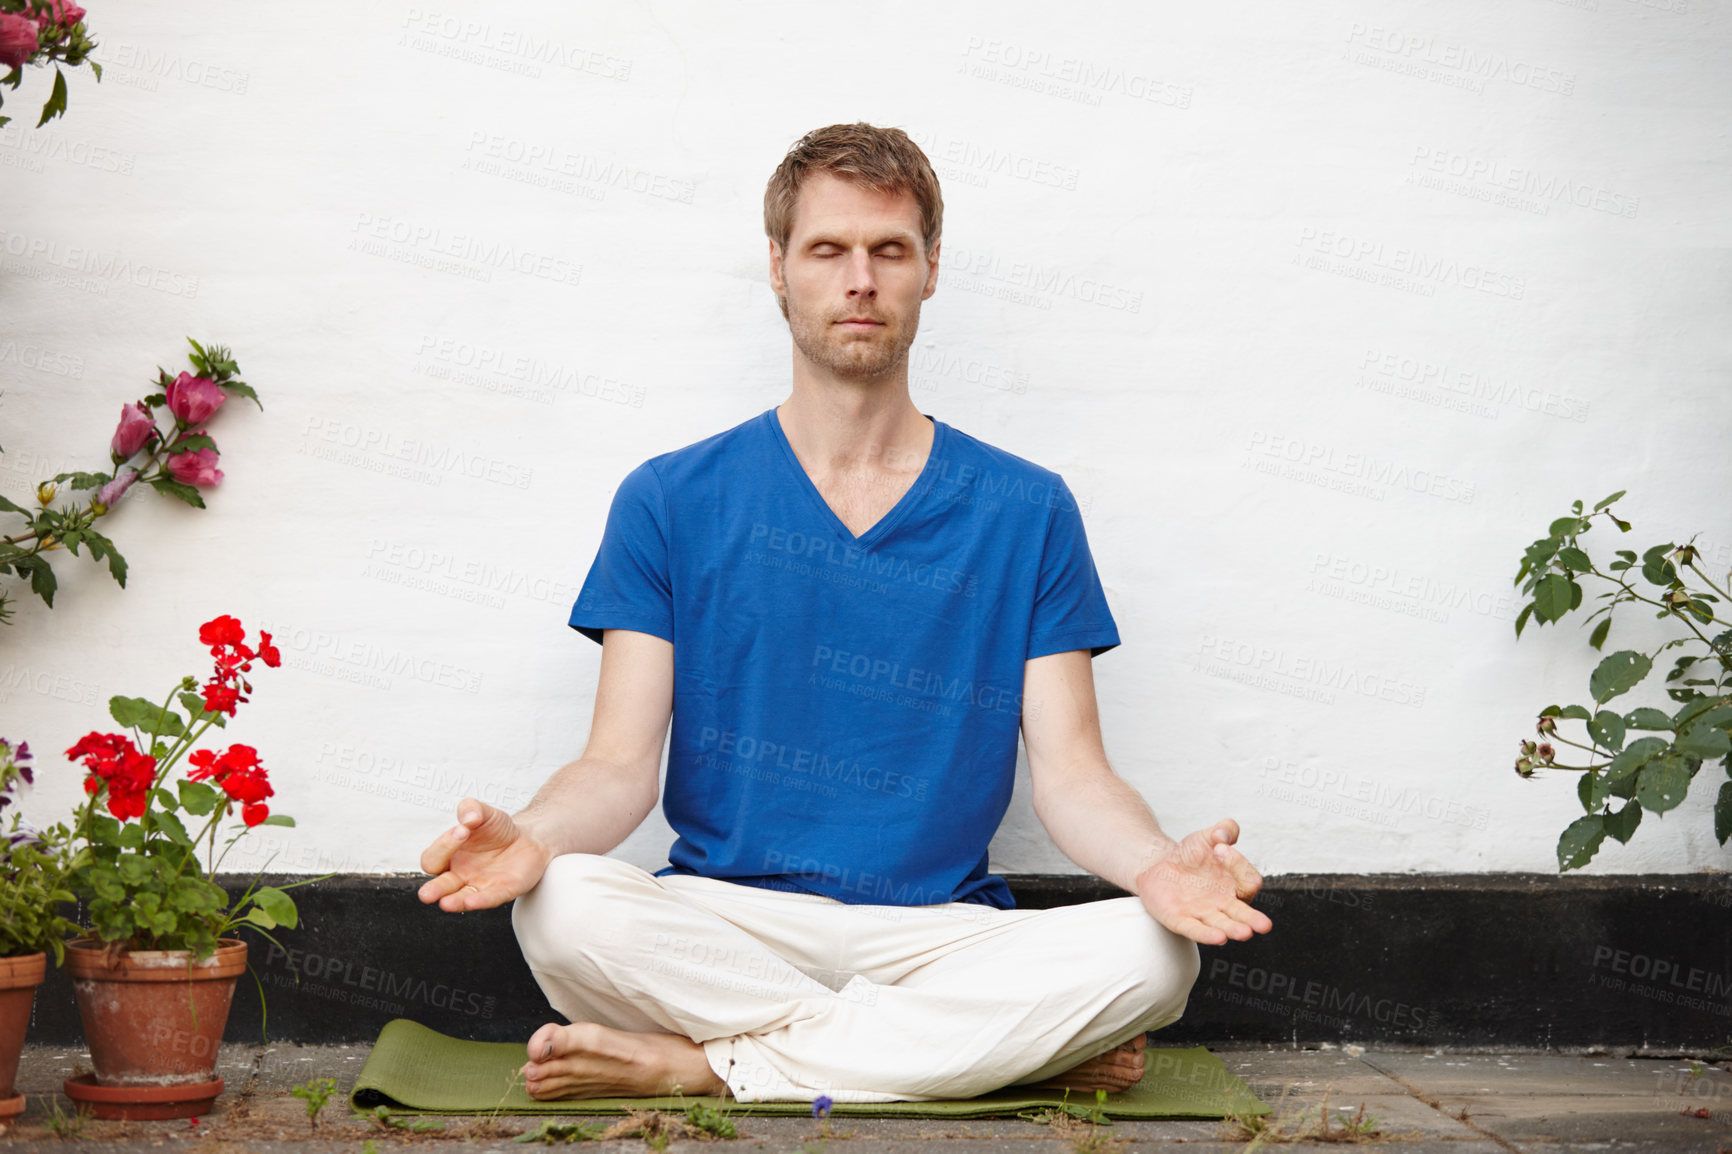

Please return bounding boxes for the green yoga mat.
[349,1019,1268,1119]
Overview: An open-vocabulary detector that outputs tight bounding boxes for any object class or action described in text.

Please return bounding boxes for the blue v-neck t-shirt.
[568,407,1119,908]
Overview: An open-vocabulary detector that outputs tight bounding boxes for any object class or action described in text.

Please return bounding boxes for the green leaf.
[260,814,295,827]
[1548,704,1593,722]
[1515,602,1534,638]
[0,494,28,516]
[1593,491,1627,513]
[1579,769,1611,813]
[176,779,220,816]
[1693,705,1732,731]
[1624,707,1673,731]
[1603,800,1643,845]
[1677,723,1732,760]
[1534,574,1577,624]
[1558,814,1606,871]
[168,432,216,454]
[35,67,67,127]
[14,555,57,607]
[1549,516,1585,538]
[1587,710,1626,752]
[147,475,206,509]
[1605,736,1669,784]
[50,470,111,491]
[1588,618,1611,651]
[242,907,278,930]
[1717,783,1732,846]
[1588,650,1653,704]
[220,380,263,410]
[1636,755,1692,814]
[1675,697,1724,728]
[107,695,185,737]
[251,886,298,930]
[1557,546,1593,572]
[1641,544,1678,587]
[178,690,225,728]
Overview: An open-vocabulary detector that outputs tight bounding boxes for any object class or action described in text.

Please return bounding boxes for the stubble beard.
[784,290,921,384]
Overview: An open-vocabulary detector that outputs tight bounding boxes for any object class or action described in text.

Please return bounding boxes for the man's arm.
[418,627,673,911]
[1020,648,1273,945]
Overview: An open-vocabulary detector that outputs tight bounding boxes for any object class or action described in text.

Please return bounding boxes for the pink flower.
[164,373,226,426]
[110,402,157,460]
[95,468,138,508]
[166,447,223,487]
[0,13,39,69]
[32,1,85,31]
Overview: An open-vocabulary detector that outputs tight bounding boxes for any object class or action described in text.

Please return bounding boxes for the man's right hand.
[418,798,554,912]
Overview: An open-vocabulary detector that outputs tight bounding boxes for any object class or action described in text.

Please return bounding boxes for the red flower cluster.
[187,743,273,827]
[66,733,157,821]
[198,614,280,717]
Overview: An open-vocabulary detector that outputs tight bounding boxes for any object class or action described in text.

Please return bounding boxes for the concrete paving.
[2,1040,1729,1152]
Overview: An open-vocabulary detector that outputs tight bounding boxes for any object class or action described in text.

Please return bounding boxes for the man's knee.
[1086,900,1201,1021]
[511,853,653,966]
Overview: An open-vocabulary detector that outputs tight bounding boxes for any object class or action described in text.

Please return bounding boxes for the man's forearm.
[1031,759,1179,895]
[510,754,659,858]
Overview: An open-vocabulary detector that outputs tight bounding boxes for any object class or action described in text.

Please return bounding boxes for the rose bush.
[0,0,98,127]
[0,338,259,629]
[1512,491,1732,869]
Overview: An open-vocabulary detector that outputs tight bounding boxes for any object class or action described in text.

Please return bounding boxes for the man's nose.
[845,250,876,298]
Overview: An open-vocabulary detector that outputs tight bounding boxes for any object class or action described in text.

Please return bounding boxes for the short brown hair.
[763,122,944,260]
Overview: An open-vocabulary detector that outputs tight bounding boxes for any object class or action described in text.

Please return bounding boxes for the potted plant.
[0,738,77,1121]
[60,614,312,1120]
[1511,491,1732,868]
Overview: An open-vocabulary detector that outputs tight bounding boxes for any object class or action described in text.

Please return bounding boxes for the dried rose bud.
[1515,758,1535,778]
[1537,743,1556,763]
[1537,715,1557,734]
[1521,740,1538,756]
[1672,543,1699,567]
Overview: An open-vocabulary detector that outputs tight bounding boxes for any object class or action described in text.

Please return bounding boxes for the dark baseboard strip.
[25,872,1732,1048]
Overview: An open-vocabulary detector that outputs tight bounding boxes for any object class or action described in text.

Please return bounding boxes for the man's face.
[769,172,940,383]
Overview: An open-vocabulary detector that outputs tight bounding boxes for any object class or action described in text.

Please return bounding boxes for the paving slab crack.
[1356,1056,1520,1153]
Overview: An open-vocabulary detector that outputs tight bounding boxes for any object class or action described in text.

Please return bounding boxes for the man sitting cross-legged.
[418,122,1272,1104]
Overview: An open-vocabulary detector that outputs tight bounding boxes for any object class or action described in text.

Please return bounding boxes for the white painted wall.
[3,0,1728,880]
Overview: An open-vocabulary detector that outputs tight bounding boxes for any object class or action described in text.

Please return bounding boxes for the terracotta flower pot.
[62,938,246,1119]
[0,952,47,1121]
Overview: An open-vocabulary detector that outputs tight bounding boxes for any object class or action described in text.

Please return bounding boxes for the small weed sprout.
[288,1076,337,1128]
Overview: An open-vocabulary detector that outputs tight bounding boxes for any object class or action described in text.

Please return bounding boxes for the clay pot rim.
[65,937,247,981]
[0,951,47,988]
[64,1071,224,1103]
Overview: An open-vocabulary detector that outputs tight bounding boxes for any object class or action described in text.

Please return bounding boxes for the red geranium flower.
[66,732,157,821]
[187,744,273,824]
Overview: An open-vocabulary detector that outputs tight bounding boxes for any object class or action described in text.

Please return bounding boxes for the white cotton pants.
[510,853,1201,1103]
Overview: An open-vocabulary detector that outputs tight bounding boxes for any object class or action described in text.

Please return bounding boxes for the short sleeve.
[568,461,675,646]
[1026,477,1120,659]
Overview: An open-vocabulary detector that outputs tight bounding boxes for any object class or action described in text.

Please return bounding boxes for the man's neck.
[776,379,933,478]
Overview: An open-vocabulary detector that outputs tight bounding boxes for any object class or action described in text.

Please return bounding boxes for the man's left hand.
[1134,819,1274,945]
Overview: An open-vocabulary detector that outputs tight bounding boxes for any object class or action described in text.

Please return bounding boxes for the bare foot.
[1029,1034,1147,1093]
[519,1022,731,1101]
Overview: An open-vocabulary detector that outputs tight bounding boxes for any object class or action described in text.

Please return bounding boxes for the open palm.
[418,799,553,912]
[1136,819,1273,945]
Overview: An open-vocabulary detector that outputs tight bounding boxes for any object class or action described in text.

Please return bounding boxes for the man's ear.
[768,237,786,296]
[921,239,941,301]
